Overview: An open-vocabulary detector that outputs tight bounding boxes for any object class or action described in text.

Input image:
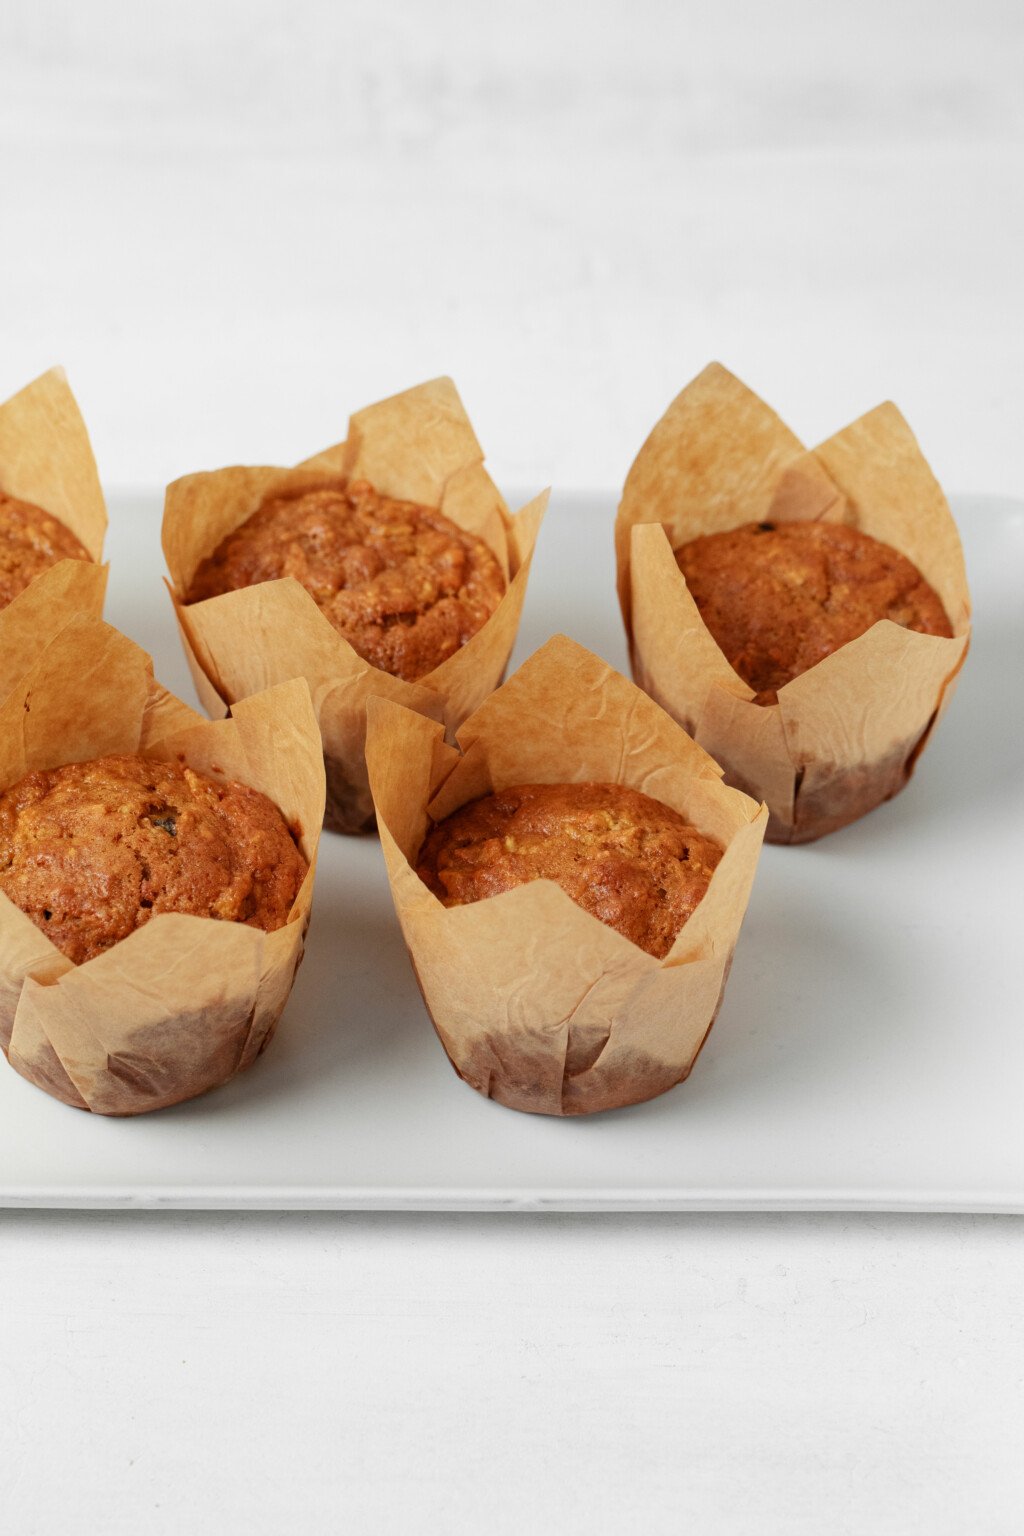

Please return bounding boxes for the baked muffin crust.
[0,754,307,965]
[675,519,953,705]
[417,782,723,959]
[186,479,506,682]
[0,490,91,610]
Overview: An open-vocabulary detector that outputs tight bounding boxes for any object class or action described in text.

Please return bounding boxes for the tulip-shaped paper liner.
[616,364,971,843]
[0,367,108,700]
[0,617,325,1115]
[163,377,547,835]
[365,635,767,1116]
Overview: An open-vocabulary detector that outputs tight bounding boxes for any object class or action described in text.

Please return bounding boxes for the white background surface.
[1,3,1022,1531]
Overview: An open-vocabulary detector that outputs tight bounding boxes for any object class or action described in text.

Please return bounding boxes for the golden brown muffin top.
[186,479,506,682]
[0,754,307,965]
[0,490,92,611]
[417,782,723,960]
[675,519,953,705]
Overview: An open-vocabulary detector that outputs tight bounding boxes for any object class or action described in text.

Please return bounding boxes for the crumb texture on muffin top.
[0,490,92,610]
[417,782,723,959]
[186,479,506,682]
[0,754,307,964]
[674,519,953,705]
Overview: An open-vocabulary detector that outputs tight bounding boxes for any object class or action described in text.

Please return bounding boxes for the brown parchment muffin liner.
[365,635,767,1117]
[0,367,108,700]
[0,616,325,1116]
[616,364,971,844]
[162,377,547,835]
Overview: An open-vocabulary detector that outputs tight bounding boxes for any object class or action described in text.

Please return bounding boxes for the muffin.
[186,478,506,682]
[0,754,307,966]
[675,519,953,705]
[0,490,92,611]
[0,616,325,1116]
[365,635,766,1117]
[616,363,970,844]
[0,368,108,700]
[164,377,546,835]
[418,782,722,959]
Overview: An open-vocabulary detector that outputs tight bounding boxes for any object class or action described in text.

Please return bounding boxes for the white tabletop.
[1,3,1022,1530]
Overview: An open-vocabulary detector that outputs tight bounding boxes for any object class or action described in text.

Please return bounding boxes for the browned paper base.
[366,635,767,1116]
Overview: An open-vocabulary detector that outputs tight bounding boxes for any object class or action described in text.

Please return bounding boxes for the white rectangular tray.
[1,493,1020,1211]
